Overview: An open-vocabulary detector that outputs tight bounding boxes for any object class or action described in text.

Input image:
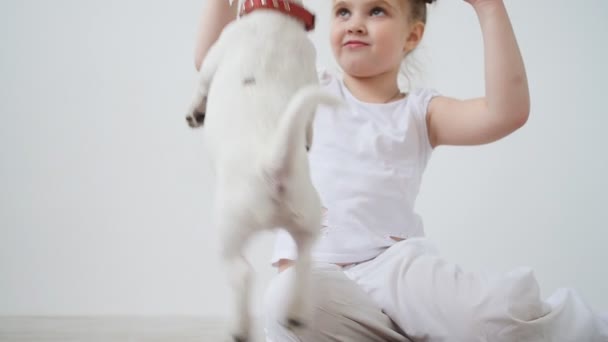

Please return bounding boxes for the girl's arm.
[194,0,239,71]
[427,0,530,147]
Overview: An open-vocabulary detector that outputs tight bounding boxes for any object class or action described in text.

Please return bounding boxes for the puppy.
[185,1,339,340]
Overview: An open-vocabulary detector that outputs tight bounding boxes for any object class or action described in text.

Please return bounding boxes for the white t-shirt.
[271,70,440,266]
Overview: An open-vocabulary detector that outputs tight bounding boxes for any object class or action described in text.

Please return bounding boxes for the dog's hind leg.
[282,228,318,331]
[220,221,255,342]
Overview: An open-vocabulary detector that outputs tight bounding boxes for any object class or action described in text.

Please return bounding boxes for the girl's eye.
[370,7,386,16]
[336,8,350,18]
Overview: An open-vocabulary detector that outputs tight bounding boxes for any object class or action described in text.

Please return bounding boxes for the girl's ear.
[404,22,425,53]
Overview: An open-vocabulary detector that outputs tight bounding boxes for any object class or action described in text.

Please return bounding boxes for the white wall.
[1,0,607,318]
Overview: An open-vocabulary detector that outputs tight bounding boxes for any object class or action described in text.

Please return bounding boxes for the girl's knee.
[498,267,548,321]
[457,268,550,340]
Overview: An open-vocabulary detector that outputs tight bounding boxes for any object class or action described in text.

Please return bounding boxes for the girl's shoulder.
[315,67,441,118]
[408,88,442,103]
[407,88,442,116]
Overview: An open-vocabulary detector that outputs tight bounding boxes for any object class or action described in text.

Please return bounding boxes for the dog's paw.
[280,314,309,332]
[230,334,248,342]
[287,317,306,329]
[185,92,208,128]
[186,110,205,128]
[227,323,250,342]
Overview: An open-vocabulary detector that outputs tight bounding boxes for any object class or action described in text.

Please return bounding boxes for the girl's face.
[330,0,422,78]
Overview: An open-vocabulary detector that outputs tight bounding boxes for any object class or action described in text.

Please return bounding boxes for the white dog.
[186,1,339,340]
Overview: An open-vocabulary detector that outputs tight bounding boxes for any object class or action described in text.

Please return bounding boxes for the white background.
[1,0,607,318]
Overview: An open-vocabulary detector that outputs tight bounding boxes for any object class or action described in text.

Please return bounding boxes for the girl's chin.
[339,64,382,78]
[338,58,399,79]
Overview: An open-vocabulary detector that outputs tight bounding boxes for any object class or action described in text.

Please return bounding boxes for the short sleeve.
[410,88,441,162]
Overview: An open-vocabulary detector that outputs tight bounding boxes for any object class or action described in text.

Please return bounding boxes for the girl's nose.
[348,26,366,34]
[346,17,366,35]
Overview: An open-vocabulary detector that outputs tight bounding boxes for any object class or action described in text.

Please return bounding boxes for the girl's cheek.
[330,31,341,49]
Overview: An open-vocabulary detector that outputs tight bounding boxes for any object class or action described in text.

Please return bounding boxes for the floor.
[0,316,265,342]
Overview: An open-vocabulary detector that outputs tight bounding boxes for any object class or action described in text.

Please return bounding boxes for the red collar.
[239,0,315,32]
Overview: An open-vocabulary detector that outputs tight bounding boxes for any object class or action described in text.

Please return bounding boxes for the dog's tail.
[265,85,341,176]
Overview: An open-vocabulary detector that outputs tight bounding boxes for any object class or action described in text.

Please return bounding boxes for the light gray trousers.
[263,238,608,342]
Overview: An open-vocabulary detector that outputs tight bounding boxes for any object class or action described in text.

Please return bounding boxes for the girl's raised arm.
[194,0,239,71]
[427,0,530,147]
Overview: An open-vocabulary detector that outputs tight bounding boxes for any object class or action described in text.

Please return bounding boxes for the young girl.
[194,0,608,341]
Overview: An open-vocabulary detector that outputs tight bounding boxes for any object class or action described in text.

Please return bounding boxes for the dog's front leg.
[186,33,227,128]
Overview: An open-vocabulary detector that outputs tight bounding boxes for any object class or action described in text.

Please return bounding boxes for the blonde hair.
[409,0,436,23]
[399,0,437,90]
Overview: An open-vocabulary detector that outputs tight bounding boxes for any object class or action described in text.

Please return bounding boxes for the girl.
[194,0,608,341]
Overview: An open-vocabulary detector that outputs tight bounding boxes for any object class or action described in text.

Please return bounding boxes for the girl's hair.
[400,0,437,90]
[409,0,437,24]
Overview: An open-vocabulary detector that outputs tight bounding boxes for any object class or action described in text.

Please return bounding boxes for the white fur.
[186,1,339,341]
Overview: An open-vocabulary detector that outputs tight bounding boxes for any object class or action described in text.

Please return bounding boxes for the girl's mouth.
[344,40,370,48]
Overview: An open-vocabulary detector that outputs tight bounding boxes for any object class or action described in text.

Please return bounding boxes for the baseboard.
[0,316,264,341]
